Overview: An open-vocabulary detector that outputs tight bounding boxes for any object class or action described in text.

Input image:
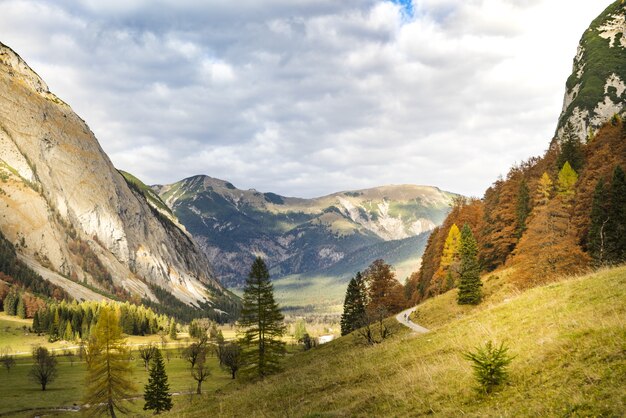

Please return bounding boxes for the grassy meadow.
[167,266,626,417]
[0,317,244,417]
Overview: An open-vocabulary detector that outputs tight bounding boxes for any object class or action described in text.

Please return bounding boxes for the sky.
[0,0,612,198]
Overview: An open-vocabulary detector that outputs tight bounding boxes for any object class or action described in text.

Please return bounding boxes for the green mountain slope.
[171,266,626,417]
[558,1,626,142]
[154,176,456,298]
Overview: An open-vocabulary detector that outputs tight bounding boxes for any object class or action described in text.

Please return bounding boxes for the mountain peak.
[557,0,626,143]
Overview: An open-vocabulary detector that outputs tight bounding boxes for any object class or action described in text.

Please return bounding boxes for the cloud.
[0,0,611,198]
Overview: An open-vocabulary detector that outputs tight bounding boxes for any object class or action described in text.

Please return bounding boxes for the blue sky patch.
[390,0,414,18]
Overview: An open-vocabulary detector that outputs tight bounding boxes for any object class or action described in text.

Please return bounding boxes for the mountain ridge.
[154,174,457,291]
[0,41,239,318]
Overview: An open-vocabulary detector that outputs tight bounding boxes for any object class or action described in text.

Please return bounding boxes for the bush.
[463,341,514,394]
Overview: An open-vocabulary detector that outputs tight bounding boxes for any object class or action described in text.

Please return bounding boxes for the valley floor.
[169,266,626,417]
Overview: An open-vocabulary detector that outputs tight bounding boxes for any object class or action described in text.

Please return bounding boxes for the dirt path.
[395,307,429,334]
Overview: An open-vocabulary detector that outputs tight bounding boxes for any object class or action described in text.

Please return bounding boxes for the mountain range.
[154,176,455,289]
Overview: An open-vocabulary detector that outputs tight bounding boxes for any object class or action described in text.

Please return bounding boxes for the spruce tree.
[238,257,286,378]
[457,224,482,305]
[588,178,610,265]
[340,272,366,336]
[557,122,584,171]
[606,166,626,263]
[16,296,26,319]
[143,349,172,414]
[516,179,531,237]
[168,319,177,340]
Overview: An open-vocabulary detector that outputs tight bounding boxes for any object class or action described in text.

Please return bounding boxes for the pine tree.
[168,319,177,340]
[516,179,531,237]
[537,172,553,204]
[557,162,578,198]
[16,296,26,319]
[143,349,172,414]
[3,292,16,315]
[32,311,41,333]
[588,178,610,265]
[557,121,584,171]
[84,305,135,417]
[457,224,482,305]
[340,272,367,336]
[606,166,626,263]
[238,257,286,378]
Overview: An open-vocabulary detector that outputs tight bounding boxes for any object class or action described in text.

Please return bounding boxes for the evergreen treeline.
[0,230,70,303]
[32,300,172,342]
[405,119,626,303]
[142,283,241,324]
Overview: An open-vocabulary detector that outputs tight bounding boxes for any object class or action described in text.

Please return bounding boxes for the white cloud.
[0,0,612,198]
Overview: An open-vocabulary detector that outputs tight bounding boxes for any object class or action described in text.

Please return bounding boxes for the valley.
[0,0,625,417]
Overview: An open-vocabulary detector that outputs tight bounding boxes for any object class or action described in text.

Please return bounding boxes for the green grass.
[0,343,234,417]
[170,266,626,417]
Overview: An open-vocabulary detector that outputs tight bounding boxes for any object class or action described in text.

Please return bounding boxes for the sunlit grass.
[170,266,626,417]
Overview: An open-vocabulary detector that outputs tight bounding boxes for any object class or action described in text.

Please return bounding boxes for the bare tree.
[138,343,158,371]
[183,337,208,370]
[0,346,16,373]
[29,346,58,391]
[356,306,395,345]
[191,356,211,394]
[63,348,76,367]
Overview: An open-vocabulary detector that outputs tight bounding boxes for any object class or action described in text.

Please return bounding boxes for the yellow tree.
[537,172,553,204]
[436,224,461,289]
[557,161,578,198]
[84,305,135,417]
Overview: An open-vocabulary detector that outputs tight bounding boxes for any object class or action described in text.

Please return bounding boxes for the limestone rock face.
[557,1,626,143]
[0,41,233,311]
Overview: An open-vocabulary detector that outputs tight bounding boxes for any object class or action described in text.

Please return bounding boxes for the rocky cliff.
[0,42,237,316]
[557,1,626,142]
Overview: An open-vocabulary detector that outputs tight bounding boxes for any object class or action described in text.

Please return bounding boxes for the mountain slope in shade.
[155,175,456,290]
[0,42,238,317]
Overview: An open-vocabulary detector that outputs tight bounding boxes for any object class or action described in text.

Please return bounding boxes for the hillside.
[409,1,626,304]
[0,42,239,319]
[172,266,626,417]
[155,176,455,293]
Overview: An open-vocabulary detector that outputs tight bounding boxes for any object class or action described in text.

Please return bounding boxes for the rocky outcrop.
[557,1,626,143]
[0,42,235,312]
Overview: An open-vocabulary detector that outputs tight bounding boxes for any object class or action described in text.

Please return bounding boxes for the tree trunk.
[196,381,202,394]
[109,402,117,418]
[231,370,236,379]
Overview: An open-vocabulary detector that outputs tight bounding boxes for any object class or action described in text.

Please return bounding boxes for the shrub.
[463,340,514,394]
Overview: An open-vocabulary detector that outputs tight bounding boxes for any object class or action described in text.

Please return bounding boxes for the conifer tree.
[557,122,584,171]
[238,257,286,378]
[168,319,177,340]
[537,172,553,204]
[84,305,135,417]
[436,224,461,289]
[32,311,41,333]
[588,178,610,265]
[457,224,482,305]
[16,296,26,319]
[340,272,367,336]
[606,166,626,263]
[557,162,578,198]
[143,349,172,414]
[516,179,531,237]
